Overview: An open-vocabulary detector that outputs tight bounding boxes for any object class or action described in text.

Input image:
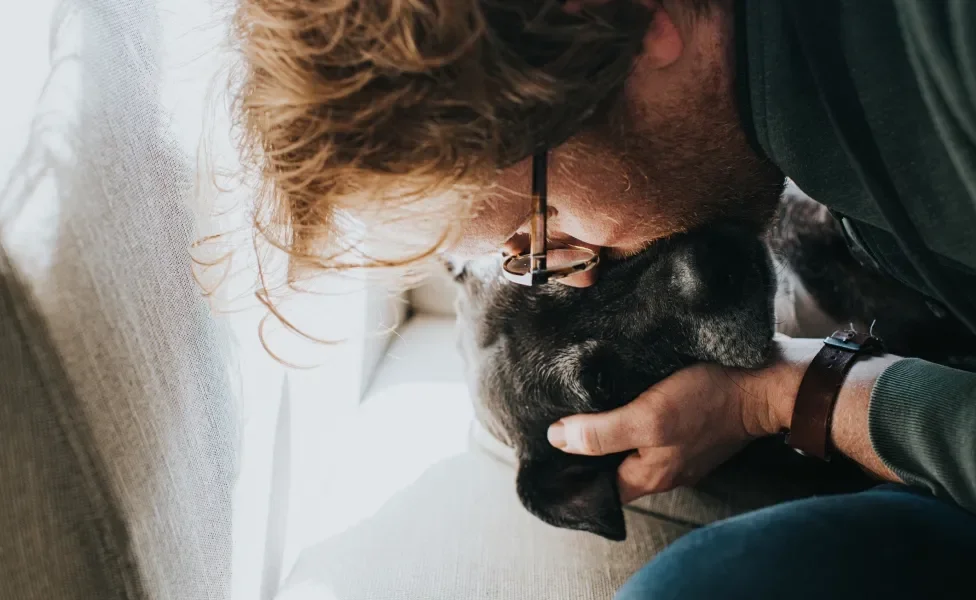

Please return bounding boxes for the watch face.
[824,328,884,354]
[824,335,862,353]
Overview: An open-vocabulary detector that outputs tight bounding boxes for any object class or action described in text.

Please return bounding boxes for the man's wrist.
[739,336,826,438]
[741,334,902,482]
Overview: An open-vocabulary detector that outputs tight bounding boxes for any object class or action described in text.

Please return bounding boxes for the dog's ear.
[515,455,626,541]
[657,228,776,369]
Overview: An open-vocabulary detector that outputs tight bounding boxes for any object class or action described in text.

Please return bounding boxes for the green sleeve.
[869,358,976,512]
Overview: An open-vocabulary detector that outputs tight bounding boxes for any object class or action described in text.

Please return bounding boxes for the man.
[235,0,976,597]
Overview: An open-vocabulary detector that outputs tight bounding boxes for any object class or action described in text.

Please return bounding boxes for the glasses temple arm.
[530,150,548,272]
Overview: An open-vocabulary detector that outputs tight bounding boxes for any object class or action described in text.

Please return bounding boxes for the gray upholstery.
[0,1,238,598]
[284,440,689,600]
[276,287,873,600]
[278,316,682,600]
[0,250,142,599]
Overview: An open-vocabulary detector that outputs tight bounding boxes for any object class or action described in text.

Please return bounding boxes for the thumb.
[546,399,652,456]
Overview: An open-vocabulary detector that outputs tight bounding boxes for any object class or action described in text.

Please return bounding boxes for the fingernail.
[547,422,567,449]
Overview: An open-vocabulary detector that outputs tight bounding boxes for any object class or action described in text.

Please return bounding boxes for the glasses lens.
[503,247,597,277]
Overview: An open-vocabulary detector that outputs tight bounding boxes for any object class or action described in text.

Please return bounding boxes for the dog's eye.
[594,371,607,394]
[578,346,622,407]
[580,368,600,396]
[580,363,612,400]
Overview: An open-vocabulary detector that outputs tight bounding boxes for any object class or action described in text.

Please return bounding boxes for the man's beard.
[571,58,785,247]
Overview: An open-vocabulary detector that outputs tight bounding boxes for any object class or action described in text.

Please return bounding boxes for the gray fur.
[451,190,976,542]
[451,224,777,541]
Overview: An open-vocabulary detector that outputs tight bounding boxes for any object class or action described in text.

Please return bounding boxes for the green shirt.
[740,0,976,510]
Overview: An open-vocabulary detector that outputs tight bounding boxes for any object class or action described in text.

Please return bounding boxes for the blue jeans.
[616,485,976,600]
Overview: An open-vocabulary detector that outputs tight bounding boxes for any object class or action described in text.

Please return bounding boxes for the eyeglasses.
[501,150,600,286]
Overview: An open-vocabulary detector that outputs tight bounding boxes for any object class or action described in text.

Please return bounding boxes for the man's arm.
[763,339,976,512]
[548,336,976,510]
[869,359,976,510]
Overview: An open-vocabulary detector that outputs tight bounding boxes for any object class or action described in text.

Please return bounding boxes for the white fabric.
[2,2,408,598]
[408,265,460,317]
[272,310,864,599]
[1,1,240,597]
[274,315,680,600]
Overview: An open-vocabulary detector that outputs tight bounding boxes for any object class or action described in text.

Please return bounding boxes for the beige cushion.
[277,313,872,600]
[0,1,237,597]
[408,266,459,317]
[278,316,684,600]
[282,435,686,600]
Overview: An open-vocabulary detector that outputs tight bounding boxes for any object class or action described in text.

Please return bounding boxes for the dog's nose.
[439,255,467,281]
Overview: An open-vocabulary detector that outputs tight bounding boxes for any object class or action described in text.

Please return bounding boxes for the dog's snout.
[439,255,467,281]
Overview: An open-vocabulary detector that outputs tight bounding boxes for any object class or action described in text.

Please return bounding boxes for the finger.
[617,453,649,504]
[547,397,659,456]
[617,449,680,503]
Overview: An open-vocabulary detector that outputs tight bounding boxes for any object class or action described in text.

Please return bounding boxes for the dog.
[768,183,976,369]
[450,185,976,541]
[451,223,777,541]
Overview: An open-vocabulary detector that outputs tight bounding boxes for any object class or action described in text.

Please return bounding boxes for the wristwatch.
[785,329,883,460]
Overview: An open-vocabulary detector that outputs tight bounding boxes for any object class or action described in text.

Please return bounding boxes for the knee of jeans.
[614,528,726,600]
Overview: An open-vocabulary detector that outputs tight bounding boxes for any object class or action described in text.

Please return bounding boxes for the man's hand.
[546,335,902,504]
[546,361,778,503]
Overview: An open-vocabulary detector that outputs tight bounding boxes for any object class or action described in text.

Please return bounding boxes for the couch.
[272,269,873,600]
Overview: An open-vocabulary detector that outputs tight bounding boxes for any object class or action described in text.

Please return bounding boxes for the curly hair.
[232,0,652,278]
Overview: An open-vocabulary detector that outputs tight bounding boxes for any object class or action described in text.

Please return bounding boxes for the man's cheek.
[450,221,511,258]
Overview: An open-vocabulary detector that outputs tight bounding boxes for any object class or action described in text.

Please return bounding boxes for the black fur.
[451,190,976,542]
[452,224,777,541]
[767,189,976,369]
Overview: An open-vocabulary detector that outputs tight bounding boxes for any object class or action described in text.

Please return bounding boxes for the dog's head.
[451,224,776,541]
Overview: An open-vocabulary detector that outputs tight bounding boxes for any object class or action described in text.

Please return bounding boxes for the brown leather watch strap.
[786,330,882,460]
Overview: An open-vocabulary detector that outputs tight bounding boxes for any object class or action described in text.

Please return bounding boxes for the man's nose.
[503,232,531,256]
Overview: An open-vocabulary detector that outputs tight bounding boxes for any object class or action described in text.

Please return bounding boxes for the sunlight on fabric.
[314,380,473,538]
[0,1,67,174]
[0,0,79,284]
[275,580,341,600]
[278,315,476,578]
